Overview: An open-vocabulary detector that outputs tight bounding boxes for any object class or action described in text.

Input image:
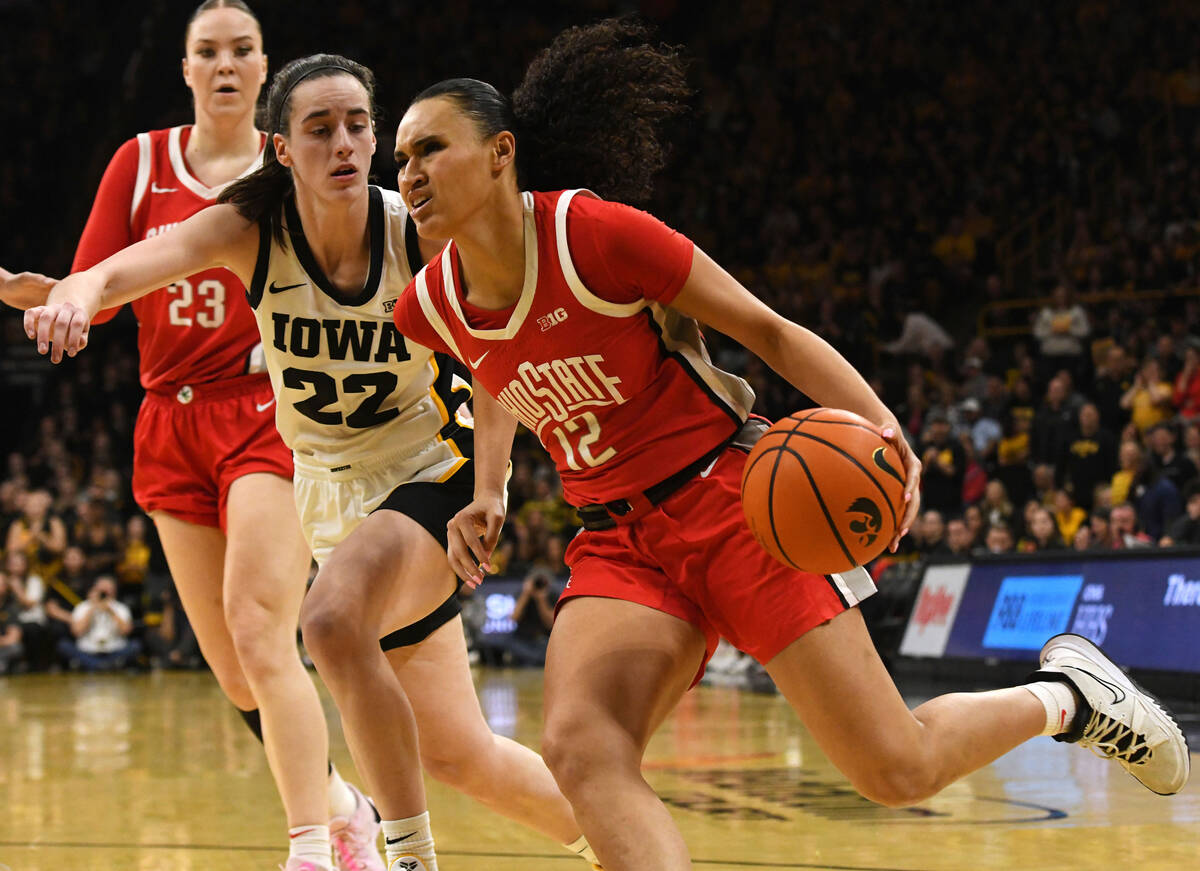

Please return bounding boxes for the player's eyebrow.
[395,135,439,162]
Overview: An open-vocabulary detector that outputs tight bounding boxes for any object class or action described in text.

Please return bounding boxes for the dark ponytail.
[219,53,377,245]
[409,18,688,204]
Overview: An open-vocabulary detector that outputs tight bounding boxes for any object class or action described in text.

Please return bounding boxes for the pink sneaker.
[280,860,327,871]
[330,783,385,871]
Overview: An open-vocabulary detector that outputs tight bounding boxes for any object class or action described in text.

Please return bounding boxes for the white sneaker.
[1033,633,1190,795]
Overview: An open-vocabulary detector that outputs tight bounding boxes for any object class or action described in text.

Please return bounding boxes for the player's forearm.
[471,380,519,500]
[765,320,899,429]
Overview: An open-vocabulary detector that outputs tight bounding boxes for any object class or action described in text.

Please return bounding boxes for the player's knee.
[421,741,490,793]
[298,592,355,662]
[851,760,941,808]
[542,717,627,795]
[224,596,278,660]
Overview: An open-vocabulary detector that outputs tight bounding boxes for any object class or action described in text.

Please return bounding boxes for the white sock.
[1024,680,1080,736]
[565,834,601,866]
[288,824,332,869]
[328,763,358,819]
[382,812,437,870]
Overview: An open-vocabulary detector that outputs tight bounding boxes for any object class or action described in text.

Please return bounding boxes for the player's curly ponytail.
[512,17,689,203]
[409,17,689,204]
[219,53,377,245]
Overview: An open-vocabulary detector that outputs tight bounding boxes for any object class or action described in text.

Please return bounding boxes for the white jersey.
[247,185,472,470]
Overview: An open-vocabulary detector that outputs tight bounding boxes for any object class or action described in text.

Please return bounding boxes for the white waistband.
[291,438,441,480]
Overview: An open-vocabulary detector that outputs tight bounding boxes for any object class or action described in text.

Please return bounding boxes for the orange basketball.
[740,408,908,574]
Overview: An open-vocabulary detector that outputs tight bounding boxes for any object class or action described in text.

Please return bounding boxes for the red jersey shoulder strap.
[553,189,648,318]
[129,131,153,225]
[413,262,465,361]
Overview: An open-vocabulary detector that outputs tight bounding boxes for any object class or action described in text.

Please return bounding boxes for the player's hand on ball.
[446,493,506,588]
[25,302,91,363]
[880,423,921,551]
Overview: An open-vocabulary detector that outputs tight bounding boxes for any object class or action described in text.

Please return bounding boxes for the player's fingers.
[25,307,45,346]
[32,305,58,355]
[65,309,89,357]
[51,306,85,363]
[481,507,504,556]
[445,522,480,586]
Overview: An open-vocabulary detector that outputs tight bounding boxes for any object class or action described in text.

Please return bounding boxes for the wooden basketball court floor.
[1,668,1197,871]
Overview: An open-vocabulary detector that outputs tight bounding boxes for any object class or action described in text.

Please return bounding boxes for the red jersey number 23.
[167,278,226,328]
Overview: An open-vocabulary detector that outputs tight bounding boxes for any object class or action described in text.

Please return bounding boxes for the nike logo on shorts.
[256,398,276,412]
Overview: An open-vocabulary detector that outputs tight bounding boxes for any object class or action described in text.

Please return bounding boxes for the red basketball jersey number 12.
[549,411,615,470]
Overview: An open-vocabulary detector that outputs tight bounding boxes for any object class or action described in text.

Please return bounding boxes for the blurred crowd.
[5,1,1200,676]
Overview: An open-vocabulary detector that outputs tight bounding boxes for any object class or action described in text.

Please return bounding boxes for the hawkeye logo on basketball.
[847,497,883,546]
[538,307,569,331]
[495,354,625,471]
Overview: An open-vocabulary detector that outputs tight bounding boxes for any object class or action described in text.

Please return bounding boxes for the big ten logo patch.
[537,307,569,331]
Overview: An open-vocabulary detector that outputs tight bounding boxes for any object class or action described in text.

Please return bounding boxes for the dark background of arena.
[3,0,1200,673]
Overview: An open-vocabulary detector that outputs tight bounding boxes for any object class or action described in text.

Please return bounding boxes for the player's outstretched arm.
[24,204,260,363]
[670,245,922,546]
[445,380,519,586]
[0,267,57,311]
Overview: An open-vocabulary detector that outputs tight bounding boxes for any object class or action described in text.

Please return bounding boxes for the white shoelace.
[1078,708,1154,766]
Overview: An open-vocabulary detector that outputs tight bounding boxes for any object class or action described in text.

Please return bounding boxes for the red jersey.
[72,125,265,391]
[395,189,755,506]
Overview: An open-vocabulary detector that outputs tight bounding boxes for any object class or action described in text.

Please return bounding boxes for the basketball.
[740,408,908,574]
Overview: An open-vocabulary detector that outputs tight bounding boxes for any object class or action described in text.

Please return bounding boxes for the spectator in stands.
[1088,507,1117,549]
[1183,420,1200,471]
[1147,422,1199,493]
[57,575,140,672]
[1110,502,1154,548]
[945,517,975,557]
[1052,489,1088,544]
[911,509,951,557]
[1032,284,1090,381]
[114,514,153,618]
[1032,463,1058,507]
[0,572,25,674]
[74,496,123,577]
[980,479,1014,529]
[1091,344,1134,431]
[1111,439,1142,506]
[1120,356,1174,435]
[963,504,984,545]
[141,574,200,670]
[43,544,90,652]
[4,550,52,671]
[1120,439,1184,540]
[1020,505,1067,552]
[495,569,557,668]
[1161,481,1200,546]
[958,396,1002,460]
[1174,337,1200,419]
[919,410,966,514]
[1060,402,1116,509]
[981,522,1015,555]
[5,488,67,583]
[993,409,1035,508]
[1032,375,1079,465]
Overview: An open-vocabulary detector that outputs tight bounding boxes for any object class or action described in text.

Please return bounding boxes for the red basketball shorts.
[560,444,877,683]
[132,374,293,531]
